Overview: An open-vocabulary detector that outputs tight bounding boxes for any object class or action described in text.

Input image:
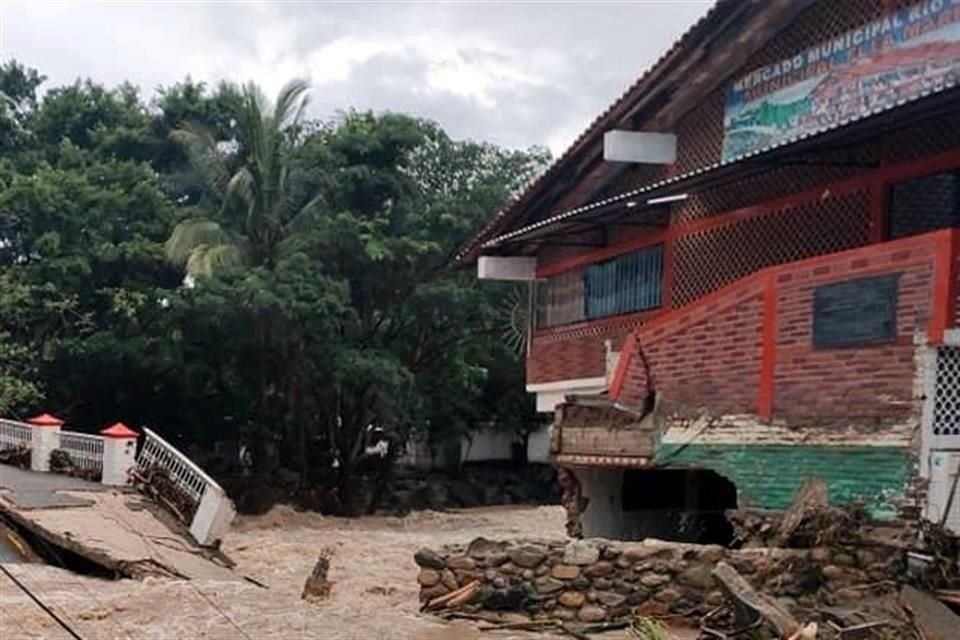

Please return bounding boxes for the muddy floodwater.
[1,505,609,640]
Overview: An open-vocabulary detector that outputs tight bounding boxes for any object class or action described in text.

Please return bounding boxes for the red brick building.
[462,0,960,541]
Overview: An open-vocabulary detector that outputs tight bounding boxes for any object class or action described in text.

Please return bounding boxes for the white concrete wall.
[527,377,608,413]
[461,428,515,463]
[397,439,462,470]
[925,450,960,535]
[575,467,686,541]
[526,426,551,463]
[397,440,436,470]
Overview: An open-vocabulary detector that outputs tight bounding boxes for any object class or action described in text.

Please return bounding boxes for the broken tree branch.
[423,580,480,611]
[712,561,801,638]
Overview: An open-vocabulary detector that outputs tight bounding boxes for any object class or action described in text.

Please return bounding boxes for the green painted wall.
[655,442,913,519]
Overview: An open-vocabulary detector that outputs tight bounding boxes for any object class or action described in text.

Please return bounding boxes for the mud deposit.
[0,505,586,640]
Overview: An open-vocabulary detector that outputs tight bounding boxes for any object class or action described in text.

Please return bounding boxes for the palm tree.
[165,79,320,276]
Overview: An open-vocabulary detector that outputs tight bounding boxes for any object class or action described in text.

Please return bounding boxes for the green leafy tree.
[164,79,320,275]
[1,66,549,517]
[283,112,547,512]
[0,60,46,153]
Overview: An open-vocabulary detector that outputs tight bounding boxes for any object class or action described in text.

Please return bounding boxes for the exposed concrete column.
[189,485,236,547]
[28,413,64,472]
[576,467,625,539]
[99,422,139,486]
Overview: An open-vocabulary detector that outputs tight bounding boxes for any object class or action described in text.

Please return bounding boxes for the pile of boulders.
[414,536,903,625]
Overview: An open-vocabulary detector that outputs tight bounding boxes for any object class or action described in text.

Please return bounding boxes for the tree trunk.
[337,458,357,516]
[367,440,399,514]
[293,366,308,488]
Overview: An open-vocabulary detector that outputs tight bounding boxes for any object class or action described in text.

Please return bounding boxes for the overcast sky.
[1,1,711,155]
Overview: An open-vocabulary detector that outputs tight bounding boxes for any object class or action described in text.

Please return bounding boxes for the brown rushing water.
[0,505,592,640]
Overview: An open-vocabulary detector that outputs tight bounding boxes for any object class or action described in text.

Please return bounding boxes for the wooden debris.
[423,580,480,611]
[131,466,199,524]
[826,620,891,640]
[785,622,818,640]
[712,561,801,637]
[628,615,670,639]
[777,478,829,546]
[242,575,269,589]
[301,547,334,601]
[900,585,960,640]
[0,445,30,469]
[556,623,591,640]
[446,580,481,609]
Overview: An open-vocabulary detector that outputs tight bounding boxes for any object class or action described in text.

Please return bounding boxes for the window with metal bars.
[536,270,585,327]
[888,170,960,240]
[536,244,663,327]
[585,245,663,319]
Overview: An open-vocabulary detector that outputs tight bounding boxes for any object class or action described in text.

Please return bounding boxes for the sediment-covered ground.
[1,505,579,640]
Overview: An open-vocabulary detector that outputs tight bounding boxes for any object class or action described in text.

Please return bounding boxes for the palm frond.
[226,167,257,215]
[184,242,249,277]
[238,83,267,170]
[165,218,230,267]
[273,78,310,129]
[284,191,326,231]
[170,120,231,196]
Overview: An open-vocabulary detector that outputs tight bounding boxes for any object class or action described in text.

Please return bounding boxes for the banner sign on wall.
[722,0,960,161]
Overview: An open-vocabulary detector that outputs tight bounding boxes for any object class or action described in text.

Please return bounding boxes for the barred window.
[585,245,663,319]
[536,269,585,327]
[888,170,960,240]
[536,244,663,328]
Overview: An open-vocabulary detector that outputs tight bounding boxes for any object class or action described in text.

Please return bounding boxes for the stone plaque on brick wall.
[813,273,899,348]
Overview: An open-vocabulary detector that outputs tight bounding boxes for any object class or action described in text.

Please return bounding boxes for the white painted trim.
[526,376,608,393]
[920,345,939,478]
[661,416,915,448]
[477,256,537,281]
[603,130,677,164]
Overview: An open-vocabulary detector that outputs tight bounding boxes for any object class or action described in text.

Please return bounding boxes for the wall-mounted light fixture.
[646,193,689,205]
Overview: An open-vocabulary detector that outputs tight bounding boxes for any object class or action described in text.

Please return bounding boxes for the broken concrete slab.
[0,464,106,509]
[0,463,235,581]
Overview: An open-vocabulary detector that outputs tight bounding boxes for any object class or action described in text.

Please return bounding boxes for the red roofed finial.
[27,413,65,427]
[100,422,139,439]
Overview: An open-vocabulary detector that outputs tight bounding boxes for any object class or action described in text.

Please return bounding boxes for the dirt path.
[1,505,589,640]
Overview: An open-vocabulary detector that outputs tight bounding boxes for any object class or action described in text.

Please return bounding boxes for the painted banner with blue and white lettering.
[722,0,960,162]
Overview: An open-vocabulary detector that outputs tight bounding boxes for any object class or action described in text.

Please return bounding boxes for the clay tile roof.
[455,0,733,264]
[27,413,65,427]
[100,422,139,438]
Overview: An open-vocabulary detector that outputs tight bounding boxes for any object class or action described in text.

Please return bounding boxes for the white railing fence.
[135,427,235,546]
[0,418,234,546]
[58,431,105,475]
[136,427,211,504]
[0,419,32,450]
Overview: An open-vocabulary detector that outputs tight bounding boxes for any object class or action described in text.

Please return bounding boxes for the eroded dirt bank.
[1,505,578,640]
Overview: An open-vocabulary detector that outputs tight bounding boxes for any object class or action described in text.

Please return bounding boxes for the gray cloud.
[0,0,711,154]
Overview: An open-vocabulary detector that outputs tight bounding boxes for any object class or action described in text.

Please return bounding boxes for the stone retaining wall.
[414,537,902,624]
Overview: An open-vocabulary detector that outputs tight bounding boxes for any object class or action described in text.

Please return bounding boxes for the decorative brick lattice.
[672,162,865,224]
[671,190,871,306]
[884,113,960,165]
[599,165,668,201]
[888,169,960,240]
[932,347,960,445]
[673,90,725,176]
[672,0,891,177]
